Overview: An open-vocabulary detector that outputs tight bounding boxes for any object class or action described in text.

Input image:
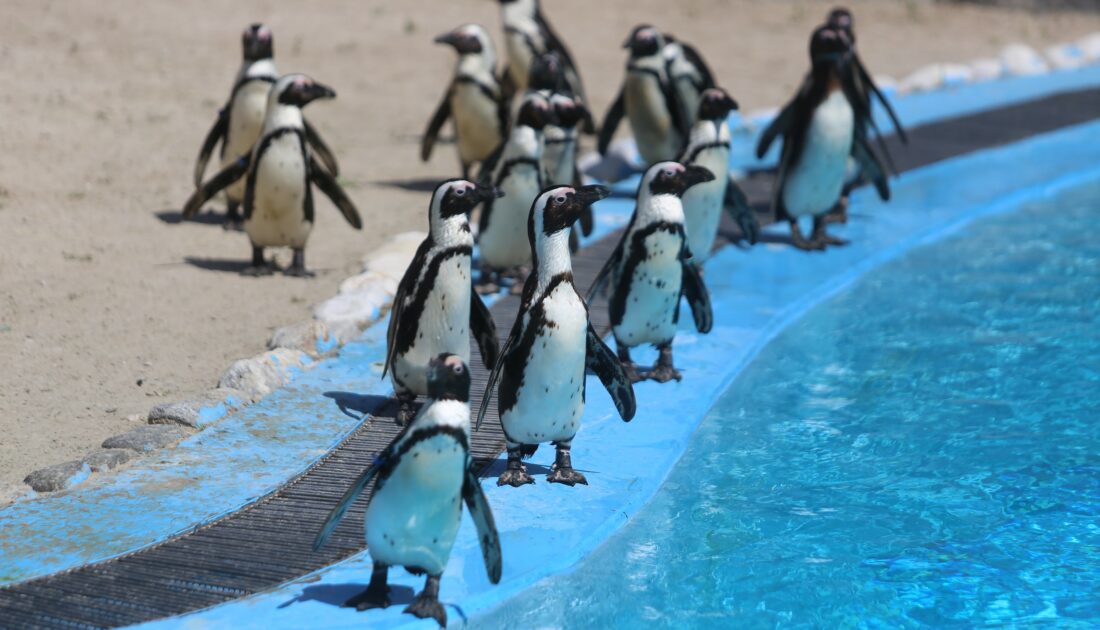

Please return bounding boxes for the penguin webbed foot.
[475,267,501,296]
[824,197,849,225]
[498,467,535,487]
[223,202,244,231]
[285,249,315,278]
[647,344,682,383]
[345,564,391,611]
[616,344,643,383]
[547,443,588,486]
[395,394,417,426]
[789,220,825,251]
[811,216,849,248]
[404,575,447,628]
[242,264,276,277]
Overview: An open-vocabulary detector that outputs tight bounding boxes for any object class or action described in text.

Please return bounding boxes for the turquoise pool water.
[477,181,1100,628]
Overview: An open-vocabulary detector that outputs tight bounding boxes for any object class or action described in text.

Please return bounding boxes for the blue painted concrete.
[2,61,1096,594]
[137,116,1100,629]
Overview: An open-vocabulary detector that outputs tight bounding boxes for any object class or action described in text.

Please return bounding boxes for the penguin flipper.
[756,100,796,160]
[677,41,716,91]
[421,89,452,163]
[475,312,523,431]
[855,56,907,144]
[383,239,434,379]
[309,157,363,229]
[597,89,625,156]
[462,464,503,584]
[313,457,383,552]
[193,109,228,188]
[585,323,637,421]
[183,154,250,219]
[724,176,759,245]
[852,136,891,202]
[303,119,341,178]
[470,291,500,370]
[681,252,714,334]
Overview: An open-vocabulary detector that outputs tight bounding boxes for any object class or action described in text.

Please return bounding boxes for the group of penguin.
[179,3,907,627]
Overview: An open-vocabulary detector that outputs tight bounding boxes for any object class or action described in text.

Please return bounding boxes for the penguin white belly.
[625,74,677,165]
[682,146,729,261]
[502,285,588,444]
[365,433,465,574]
[783,91,854,218]
[245,133,310,248]
[451,85,501,164]
[393,256,473,395]
[221,81,270,203]
[541,127,576,187]
[504,34,534,92]
[614,230,684,346]
[479,165,539,268]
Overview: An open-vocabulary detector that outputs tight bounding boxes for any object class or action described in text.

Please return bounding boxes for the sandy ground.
[2,0,1099,496]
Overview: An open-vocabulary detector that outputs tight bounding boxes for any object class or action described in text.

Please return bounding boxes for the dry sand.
[2,0,1099,495]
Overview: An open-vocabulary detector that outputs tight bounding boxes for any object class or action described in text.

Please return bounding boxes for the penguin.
[754,26,891,251]
[497,0,595,133]
[192,24,340,228]
[475,92,556,292]
[825,6,907,224]
[421,24,509,180]
[313,354,502,628]
[662,34,717,131]
[678,87,759,263]
[587,162,714,383]
[477,185,636,487]
[384,180,503,424]
[599,25,689,168]
[183,74,362,276]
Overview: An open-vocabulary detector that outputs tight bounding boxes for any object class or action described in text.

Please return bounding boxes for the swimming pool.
[474,181,1100,627]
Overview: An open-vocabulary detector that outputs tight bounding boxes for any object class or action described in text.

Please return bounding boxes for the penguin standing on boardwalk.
[599,25,688,167]
[755,26,891,251]
[191,24,340,228]
[385,180,502,424]
[663,34,717,131]
[475,92,556,292]
[825,6,906,223]
[184,74,362,276]
[314,354,502,628]
[422,24,509,180]
[498,0,594,133]
[588,162,714,383]
[679,88,759,262]
[478,185,636,487]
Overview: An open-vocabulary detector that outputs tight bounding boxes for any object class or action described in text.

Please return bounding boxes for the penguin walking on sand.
[314,354,502,628]
[754,26,891,251]
[478,185,636,487]
[422,24,509,180]
[385,180,503,424]
[192,24,340,228]
[599,26,688,167]
[662,34,717,131]
[184,74,362,276]
[475,92,556,292]
[497,0,594,133]
[588,162,714,383]
[679,87,759,263]
[825,6,906,223]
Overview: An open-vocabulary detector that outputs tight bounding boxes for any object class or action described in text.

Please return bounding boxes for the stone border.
[9,30,1100,502]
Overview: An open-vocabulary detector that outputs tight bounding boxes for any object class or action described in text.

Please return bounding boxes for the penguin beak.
[435,31,482,55]
[724,94,740,111]
[474,184,503,205]
[307,82,336,102]
[679,165,715,193]
[434,32,460,47]
[564,185,610,224]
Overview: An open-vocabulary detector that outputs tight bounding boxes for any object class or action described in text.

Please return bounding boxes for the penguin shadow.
[374,177,447,193]
[324,391,403,421]
[276,582,415,609]
[480,455,555,481]
[181,257,255,273]
[154,208,226,226]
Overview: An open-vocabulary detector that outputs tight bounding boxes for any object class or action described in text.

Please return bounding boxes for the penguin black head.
[809,26,851,72]
[530,185,609,243]
[432,179,502,222]
[529,52,566,92]
[696,87,739,122]
[623,25,662,58]
[434,24,487,56]
[550,93,589,130]
[427,353,470,403]
[516,93,557,130]
[242,24,274,62]
[826,7,856,44]
[644,161,715,197]
[275,74,336,108]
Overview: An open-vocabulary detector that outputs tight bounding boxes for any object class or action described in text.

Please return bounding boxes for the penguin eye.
[451,364,464,375]
[454,187,466,197]
[663,169,675,178]
[554,195,567,204]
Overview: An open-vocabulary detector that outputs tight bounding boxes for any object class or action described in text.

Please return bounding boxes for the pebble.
[101,425,192,453]
[218,348,311,402]
[147,387,248,428]
[82,448,134,472]
[23,460,91,493]
[268,320,336,358]
[1001,44,1048,76]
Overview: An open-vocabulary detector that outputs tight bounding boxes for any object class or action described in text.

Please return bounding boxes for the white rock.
[899,64,947,94]
[313,287,390,328]
[1078,32,1100,62]
[268,320,340,358]
[147,387,248,428]
[872,75,898,95]
[969,57,1005,82]
[1001,44,1048,76]
[218,348,312,402]
[361,232,426,278]
[1046,43,1087,70]
[340,271,399,297]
